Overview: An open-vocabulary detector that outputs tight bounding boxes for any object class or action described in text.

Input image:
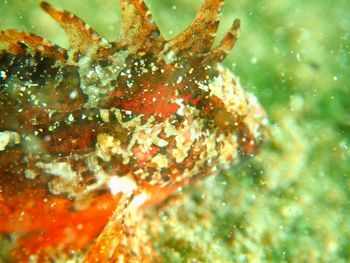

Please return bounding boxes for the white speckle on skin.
[175,98,185,116]
[25,169,37,180]
[100,109,110,123]
[156,138,169,148]
[151,154,169,168]
[0,131,20,151]
[36,162,77,180]
[176,76,183,84]
[131,192,149,207]
[108,176,137,196]
[164,50,176,64]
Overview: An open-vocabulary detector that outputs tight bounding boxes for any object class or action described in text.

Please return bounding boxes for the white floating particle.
[0,70,7,79]
[68,114,74,122]
[69,89,78,99]
[296,53,302,61]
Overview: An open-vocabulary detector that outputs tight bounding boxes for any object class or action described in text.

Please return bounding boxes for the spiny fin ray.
[208,19,240,63]
[83,194,154,262]
[40,1,106,54]
[119,0,164,53]
[162,0,224,59]
[0,30,66,60]
[0,31,25,55]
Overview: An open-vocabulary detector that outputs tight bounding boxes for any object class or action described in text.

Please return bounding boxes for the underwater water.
[0,0,349,262]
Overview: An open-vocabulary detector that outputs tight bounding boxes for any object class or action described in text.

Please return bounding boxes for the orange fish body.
[0,0,267,261]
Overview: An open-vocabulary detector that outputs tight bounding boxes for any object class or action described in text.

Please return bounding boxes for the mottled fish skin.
[0,0,267,261]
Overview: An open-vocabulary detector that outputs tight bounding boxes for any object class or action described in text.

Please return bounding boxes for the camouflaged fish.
[0,0,267,261]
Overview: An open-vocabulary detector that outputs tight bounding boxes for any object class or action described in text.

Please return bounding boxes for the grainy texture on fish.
[0,0,267,261]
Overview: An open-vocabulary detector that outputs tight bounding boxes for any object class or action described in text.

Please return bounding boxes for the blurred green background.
[0,0,349,262]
